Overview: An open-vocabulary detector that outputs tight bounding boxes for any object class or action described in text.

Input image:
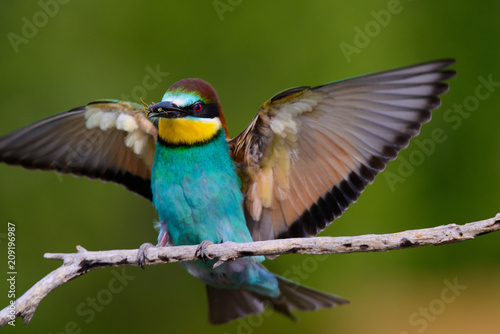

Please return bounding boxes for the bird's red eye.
[193,103,202,113]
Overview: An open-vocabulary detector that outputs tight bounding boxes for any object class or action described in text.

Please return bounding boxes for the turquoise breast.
[151,130,253,246]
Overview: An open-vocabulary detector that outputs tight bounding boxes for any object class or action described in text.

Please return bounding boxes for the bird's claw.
[137,242,155,269]
[195,240,214,264]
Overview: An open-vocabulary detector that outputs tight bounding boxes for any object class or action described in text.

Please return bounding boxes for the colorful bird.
[0,59,456,323]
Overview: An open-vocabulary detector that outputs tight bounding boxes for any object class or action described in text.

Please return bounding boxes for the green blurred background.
[1,1,499,333]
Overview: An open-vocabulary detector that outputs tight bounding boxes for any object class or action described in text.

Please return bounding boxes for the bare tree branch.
[1,213,499,327]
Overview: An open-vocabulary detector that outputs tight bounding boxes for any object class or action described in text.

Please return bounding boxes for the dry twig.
[1,213,499,326]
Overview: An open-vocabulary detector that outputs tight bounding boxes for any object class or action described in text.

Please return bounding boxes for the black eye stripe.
[162,102,218,118]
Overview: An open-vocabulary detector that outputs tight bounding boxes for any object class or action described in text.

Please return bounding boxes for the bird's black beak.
[147,101,186,119]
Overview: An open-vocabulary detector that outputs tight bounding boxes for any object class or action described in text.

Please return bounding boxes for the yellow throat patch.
[158,117,222,145]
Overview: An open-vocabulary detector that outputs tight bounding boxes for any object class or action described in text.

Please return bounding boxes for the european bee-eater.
[0,59,456,323]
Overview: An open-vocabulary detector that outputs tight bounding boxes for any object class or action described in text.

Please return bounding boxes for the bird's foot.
[137,242,155,269]
[137,221,170,269]
[155,220,169,248]
[195,240,214,264]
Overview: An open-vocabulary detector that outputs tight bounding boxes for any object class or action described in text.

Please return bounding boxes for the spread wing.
[0,100,157,200]
[229,59,456,241]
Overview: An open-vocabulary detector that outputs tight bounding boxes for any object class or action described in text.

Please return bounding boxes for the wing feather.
[0,101,157,200]
[229,59,456,240]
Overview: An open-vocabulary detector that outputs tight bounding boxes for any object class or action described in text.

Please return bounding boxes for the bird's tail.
[206,275,349,324]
